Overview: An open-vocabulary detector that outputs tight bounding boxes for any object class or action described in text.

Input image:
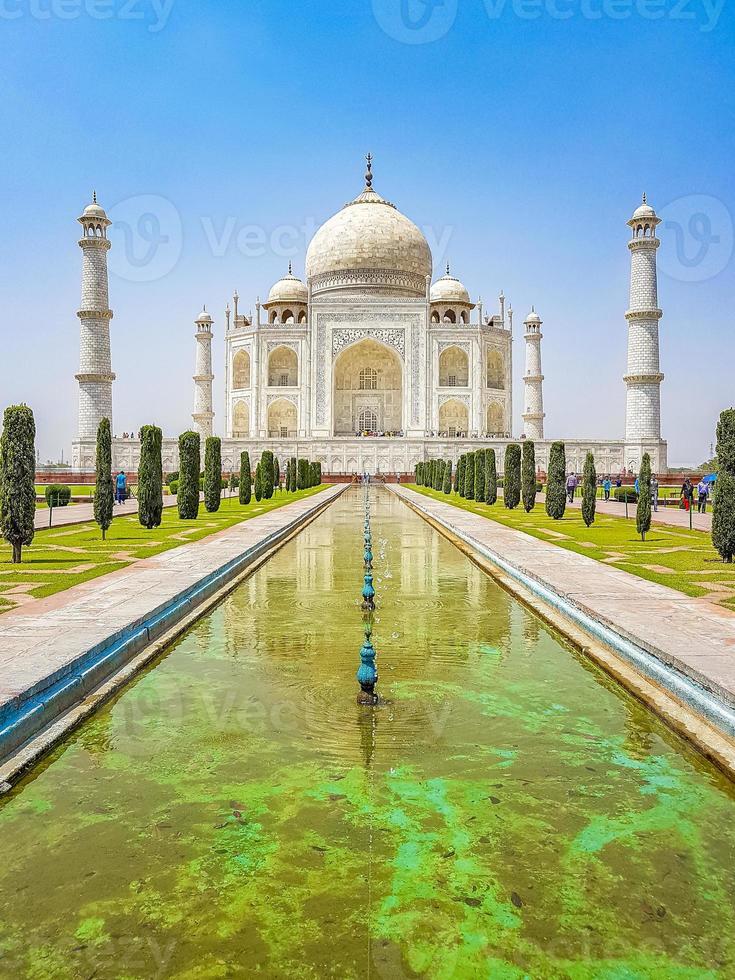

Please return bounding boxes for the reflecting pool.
[1,489,734,978]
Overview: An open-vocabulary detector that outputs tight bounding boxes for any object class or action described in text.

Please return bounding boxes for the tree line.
[413,410,735,558]
[0,407,323,563]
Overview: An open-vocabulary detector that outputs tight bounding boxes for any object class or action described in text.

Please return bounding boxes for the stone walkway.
[563,495,713,532]
[0,485,344,763]
[392,486,735,708]
[34,495,178,530]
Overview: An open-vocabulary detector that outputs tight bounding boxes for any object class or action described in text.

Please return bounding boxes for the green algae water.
[1,488,734,979]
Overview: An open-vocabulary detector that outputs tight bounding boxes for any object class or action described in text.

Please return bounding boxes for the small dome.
[525,308,542,323]
[82,192,107,219]
[265,266,308,306]
[631,193,656,220]
[430,265,471,305]
[196,307,212,323]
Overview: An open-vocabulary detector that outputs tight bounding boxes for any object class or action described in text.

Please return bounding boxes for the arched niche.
[332,338,403,436]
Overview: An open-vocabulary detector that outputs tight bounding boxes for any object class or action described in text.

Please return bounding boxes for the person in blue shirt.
[603,477,612,501]
[115,471,127,505]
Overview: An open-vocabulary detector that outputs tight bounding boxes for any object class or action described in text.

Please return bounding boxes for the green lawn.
[1,487,327,614]
[408,484,735,611]
[35,484,95,497]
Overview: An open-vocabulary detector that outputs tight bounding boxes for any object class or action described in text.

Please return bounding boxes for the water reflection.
[0,488,733,979]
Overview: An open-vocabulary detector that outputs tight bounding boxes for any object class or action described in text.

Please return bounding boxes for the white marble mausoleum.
[71,160,668,477]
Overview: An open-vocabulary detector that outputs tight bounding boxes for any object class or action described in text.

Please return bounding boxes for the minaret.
[192,307,214,438]
[522,308,545,440]
[76,193,115,439]
[625,194,664,460]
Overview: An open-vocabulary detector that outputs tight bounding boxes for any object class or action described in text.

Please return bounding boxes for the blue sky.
[1,0,733,465]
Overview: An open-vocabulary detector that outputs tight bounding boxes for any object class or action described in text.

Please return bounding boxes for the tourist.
[651,474,659,512]
[566,472,577,503]
[603,477,612,501]
[115,470,127,505]
[697,478,709,514]
[681,478,693,511]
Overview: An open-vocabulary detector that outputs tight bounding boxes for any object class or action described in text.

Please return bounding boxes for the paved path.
[34,495,178,531]
[563,495,713,532]
[1,486,344,760]
[393,486,735,708]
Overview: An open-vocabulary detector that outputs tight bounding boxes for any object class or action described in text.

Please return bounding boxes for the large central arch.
[332,338,403,436]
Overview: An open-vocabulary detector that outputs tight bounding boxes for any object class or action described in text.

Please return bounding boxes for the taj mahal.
[71,158,668,477]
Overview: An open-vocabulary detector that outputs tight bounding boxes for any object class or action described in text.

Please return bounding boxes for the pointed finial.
[446,262,450,275]
[365,152,373,189]
[288,261,293,275]
[642,191,647,204]
[93,190,97,204]
[532,304,535,312]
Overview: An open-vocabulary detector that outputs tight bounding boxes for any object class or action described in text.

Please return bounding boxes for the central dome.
[306,169,432,297]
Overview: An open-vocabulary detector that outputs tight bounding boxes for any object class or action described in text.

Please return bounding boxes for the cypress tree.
[254,462,263,501]
[464,452,475,499]
[713,408,735,563]
[139,424,164,528]
[504,444,521,509]
[0,404,36,564]
[521,440,536,513]
[414,463,420,484]
[297,458,309,490]
[474,450,485,503]
[582,452,597,528]
[204,436,222,513]
[273,455,281,491]
[443,460,452,494]
[457,455,466,495]
[435,459,444,491]
[485,448,497,505]
[260,450,274,499]
[290,457,298,492]
[93,417,114,540]
[308,461,318,487]
[636,453,652,541]
[315,462,322,485]
[178,431,200,520]
[546,441,567,520]
[239,451,252,505]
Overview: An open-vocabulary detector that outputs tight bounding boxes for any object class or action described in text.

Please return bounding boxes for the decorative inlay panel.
[332,328,405,359]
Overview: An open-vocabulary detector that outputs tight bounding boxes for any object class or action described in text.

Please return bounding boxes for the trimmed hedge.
[521,441,536,513]
[204,437,222,513]
[614,487,638,503]
[178,431,201,520]
[546,441,567,520]
[45,484,72,507]
[485,449,497,505]
[139,424,164,529]
[713,408,735,563]
[239,451,252,505]
[504,444,521,509]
